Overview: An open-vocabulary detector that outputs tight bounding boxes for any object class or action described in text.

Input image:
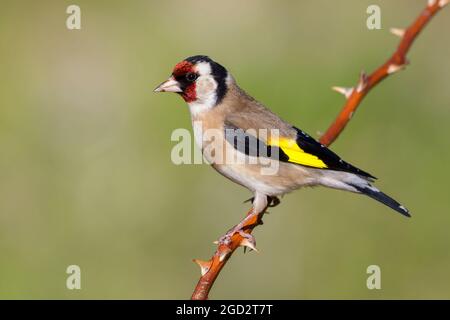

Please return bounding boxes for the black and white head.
[154,55,231,114]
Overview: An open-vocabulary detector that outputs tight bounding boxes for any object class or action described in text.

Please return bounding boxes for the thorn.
[332,86,354,98]
[193,259,212,276]
[387,63,406,74]
[218,248,231,262]
[348,111,354,120]
[213,240,219,245]
[240,238,259,253]
[439,0,449,7]
[390,27,405,37]
[428,0,437,7]
[356,71,368,93]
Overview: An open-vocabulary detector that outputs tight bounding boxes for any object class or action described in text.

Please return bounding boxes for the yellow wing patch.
[267,137,328,169]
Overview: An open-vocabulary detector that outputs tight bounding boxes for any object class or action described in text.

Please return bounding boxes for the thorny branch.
[320,0,448,146]
[191,1,448,300]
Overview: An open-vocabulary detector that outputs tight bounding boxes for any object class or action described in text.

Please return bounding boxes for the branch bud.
[387,63,406,74]
[356,71,368,93]
[390,28,405,37]
[332,86,354,99]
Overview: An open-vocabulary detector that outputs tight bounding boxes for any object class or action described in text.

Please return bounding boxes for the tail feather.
[351,184,410,217]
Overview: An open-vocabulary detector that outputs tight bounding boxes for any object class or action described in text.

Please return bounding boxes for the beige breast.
[190,97,317,195]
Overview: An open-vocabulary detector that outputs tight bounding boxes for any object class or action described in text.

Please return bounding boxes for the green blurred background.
[0,0,449,299]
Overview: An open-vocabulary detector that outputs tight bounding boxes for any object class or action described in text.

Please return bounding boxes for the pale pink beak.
[154,77,182,93]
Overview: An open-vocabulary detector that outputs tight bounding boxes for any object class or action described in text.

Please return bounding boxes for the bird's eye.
[186,73,198,82]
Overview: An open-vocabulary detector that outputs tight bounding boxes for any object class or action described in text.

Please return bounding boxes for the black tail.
[352,184,410,217]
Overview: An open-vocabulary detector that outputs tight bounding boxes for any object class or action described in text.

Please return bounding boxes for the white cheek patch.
[188,76,218,116]
[196,77,217,97]
[188,62,221,116]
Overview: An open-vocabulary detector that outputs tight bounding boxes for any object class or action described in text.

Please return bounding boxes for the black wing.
[293,127,376,179]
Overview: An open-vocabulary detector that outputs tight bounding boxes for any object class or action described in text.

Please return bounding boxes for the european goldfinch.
[155,56,409,244]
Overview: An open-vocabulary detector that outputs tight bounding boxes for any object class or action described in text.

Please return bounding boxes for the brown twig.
[191,207,264,300]
[191,1,447,300]
[319,0,447,146]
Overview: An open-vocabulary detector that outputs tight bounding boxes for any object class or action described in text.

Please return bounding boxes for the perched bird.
[154,55,409,245]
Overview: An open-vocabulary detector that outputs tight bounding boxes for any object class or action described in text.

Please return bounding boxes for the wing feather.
[223,118,375,179]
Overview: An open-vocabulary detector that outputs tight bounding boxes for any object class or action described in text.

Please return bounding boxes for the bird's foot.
[217,210,259,251]
[268,196,281,207]
[217,227,258,252]
[217,223,243,246]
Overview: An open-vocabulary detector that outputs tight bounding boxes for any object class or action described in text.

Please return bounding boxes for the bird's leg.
[244,196,279,207]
